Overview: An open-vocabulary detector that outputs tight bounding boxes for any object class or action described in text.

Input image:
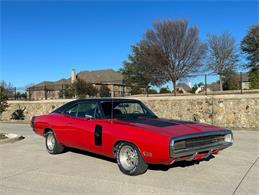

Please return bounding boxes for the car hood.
[114,117,225,137]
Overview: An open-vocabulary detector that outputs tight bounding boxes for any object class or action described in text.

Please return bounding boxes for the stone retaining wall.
[1,94,258,129]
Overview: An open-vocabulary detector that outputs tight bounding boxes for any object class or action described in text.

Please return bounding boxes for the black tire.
[116,142,148,176]
[45,130,64,154]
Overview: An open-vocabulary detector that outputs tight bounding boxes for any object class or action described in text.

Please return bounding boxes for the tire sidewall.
[116,142,146,176]
[45,131,63,154]
[45,131,55,154]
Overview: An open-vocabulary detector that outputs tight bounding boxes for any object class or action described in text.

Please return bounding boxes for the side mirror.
[85,114,93,119]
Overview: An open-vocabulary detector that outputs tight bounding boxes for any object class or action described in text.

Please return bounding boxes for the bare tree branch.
[207,32,238,91]
[144,19,206,95]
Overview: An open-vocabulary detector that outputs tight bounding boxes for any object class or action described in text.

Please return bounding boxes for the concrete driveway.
[0,123,258,195]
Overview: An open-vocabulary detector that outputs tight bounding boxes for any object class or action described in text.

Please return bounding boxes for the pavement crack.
[2,167,41,180]
[232,156,259,195]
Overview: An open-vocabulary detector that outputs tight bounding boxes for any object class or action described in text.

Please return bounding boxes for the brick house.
[28,69,131,100]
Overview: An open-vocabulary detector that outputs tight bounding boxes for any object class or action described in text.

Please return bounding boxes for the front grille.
[170,130,233,159]
[174,135,225,150]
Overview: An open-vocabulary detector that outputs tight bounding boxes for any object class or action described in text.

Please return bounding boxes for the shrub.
[249,68,259,89]
[99,85,110,97]
[159,87,171,94]
[0,87,8,118]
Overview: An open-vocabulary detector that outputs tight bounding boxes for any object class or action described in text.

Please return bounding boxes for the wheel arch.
[113,140,144,159]
[43,128,53,136]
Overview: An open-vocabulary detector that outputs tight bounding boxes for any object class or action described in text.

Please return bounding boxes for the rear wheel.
[116,142,148,176]
[45,131,64,154]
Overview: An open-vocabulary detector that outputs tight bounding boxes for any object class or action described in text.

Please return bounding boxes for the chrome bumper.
[170,129,233,159]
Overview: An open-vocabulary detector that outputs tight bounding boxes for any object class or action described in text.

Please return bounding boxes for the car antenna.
[111,87,114,122]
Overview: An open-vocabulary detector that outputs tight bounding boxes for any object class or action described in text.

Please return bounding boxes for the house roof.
[29,79,70,90]
[176,83,191,91]
[76,69,123,84]
[29,69,124,90]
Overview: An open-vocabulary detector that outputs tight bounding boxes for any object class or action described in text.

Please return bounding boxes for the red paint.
[32,113,229,165]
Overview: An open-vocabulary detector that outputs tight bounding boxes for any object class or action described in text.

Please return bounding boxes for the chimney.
[71,69,76,83]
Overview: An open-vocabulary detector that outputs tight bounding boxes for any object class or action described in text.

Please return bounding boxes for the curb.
[0,133,25,144]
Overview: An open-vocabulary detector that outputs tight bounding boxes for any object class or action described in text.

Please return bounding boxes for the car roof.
[69,98,141,104]
[53,98,140,113]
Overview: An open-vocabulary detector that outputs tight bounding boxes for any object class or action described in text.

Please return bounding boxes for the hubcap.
[119,145,138,171]
[47,133,55,151]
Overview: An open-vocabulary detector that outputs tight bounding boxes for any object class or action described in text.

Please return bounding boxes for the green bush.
[130,86,143,95]
[148,89,158,94]
[0,87,8,117]
[249,68,259,89]
[159,87,171,94]
[99,85,110,97]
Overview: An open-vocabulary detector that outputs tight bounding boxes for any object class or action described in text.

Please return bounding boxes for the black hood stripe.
[121,118,178,127]
[169,119,196,124]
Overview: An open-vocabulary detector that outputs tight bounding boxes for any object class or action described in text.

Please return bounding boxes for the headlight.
[170,139,174,148]
[224,133,233,143]
[169,139,175,157]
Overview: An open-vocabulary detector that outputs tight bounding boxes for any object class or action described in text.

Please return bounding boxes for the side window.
[77,103,101,119]
[64,104,78,117]
[114,103,145,114]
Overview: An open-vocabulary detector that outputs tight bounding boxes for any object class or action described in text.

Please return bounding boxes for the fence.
[0,87,27,100]
[1,83,131,100]
[1,72,257,100]
[134,72,256,97]
[178,72,249,95]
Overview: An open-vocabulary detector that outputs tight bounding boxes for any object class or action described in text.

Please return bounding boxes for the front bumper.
[169,129,233,161]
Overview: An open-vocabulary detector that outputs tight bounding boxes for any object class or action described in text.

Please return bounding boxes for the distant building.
[241,73,250,90]
[176,83,192,94]
[28,69,131,100]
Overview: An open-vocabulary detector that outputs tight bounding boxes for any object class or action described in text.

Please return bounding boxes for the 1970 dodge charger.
[31,98,233,175]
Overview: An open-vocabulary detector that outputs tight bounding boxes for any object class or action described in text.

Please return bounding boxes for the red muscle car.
[31,98,233,176]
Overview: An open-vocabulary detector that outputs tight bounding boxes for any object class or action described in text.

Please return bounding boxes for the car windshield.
[100,101,157,119]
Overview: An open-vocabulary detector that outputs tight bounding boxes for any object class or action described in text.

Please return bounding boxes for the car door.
[64,101,104,151]
[59,103,81,147]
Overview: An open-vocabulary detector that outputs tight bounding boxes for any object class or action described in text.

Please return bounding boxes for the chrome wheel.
[46,133,55,151]
[119,145,138,171]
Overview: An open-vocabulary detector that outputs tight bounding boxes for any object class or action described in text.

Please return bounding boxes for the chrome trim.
[205,149,213,158]
[170,129,233,158]
[187,152,197,161]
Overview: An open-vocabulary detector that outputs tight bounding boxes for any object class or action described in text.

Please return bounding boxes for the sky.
[1,0,259,89]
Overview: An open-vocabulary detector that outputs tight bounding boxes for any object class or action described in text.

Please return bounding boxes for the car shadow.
[149,155,215,171]
[67,147,117,163]
[67,147,215,172]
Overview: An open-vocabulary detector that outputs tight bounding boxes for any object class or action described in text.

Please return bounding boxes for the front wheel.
[45,131,64,154]
[116,142,148,176]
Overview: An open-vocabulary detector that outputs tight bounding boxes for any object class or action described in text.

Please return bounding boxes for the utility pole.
[111,84,114,98]
[205,74,207,95]
[240,72,243,94]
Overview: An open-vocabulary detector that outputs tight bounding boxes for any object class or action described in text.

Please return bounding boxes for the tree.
[159,87,171,94]
[121,41,166,95]
[207,32,238,91]
[148,88,157,94]
[249,68,259,89]
[16,92,27,100]
[73,79,98,98]
[59,84,74,98]
[144,19,206,95]
[222,68,240,90]
[130,86,143,95]
[241,25,259,89]
[0,86,8,119]
[99,85,110,97]
[241,25,259,69]
[0,81,14,98]
[191,84,198,94]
